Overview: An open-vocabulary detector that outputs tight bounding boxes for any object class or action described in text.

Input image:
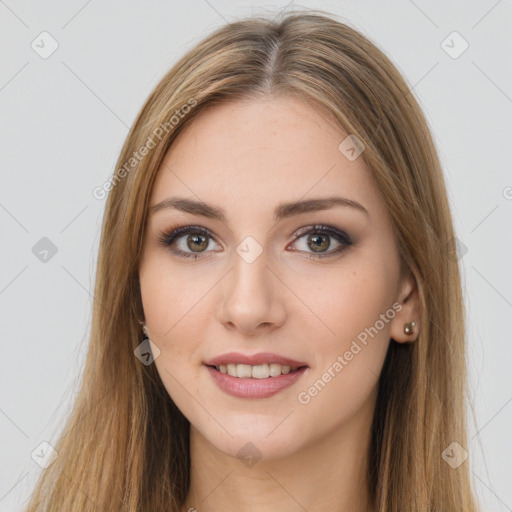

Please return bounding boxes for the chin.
[192,414,308,464]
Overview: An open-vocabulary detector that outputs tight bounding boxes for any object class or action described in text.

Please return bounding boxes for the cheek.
[139,254,205,340]
[139,254,219,390]
[139,257,204,408]
[139,263,192,398]
[295,256,395,343]
[291,252,397,405]
[293,266,393,428]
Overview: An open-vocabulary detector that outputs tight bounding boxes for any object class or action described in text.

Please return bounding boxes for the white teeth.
[252,364,269,379]
[269,363,282,377]
[214,362,300,378]
[237,364,252,378]
[281,365,291,374]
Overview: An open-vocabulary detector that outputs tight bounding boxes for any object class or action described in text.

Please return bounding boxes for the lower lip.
[205,365,308,399]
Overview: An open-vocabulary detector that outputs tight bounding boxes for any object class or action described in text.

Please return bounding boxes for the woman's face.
[138,95,419,461]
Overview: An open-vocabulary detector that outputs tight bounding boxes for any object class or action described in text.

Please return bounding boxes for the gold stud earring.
[404,321,416,335]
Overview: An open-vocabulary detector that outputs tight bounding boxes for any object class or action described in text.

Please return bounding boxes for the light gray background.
[1,1,511,510]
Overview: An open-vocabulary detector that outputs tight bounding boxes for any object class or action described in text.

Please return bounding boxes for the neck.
[181,405,374,512]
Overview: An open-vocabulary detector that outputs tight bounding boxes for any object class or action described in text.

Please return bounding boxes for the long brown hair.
[24,9,480,511]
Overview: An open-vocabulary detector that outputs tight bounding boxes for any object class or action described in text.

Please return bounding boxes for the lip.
[203,352,308,367]
[205,365,309,399]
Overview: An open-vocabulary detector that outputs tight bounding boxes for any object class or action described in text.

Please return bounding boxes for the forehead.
[150,96,387,223]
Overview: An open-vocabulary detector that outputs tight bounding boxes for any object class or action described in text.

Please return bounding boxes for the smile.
[211,363,303,379]
[203,352,309,399]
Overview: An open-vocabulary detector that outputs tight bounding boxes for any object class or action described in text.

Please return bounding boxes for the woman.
[25,9,480,511]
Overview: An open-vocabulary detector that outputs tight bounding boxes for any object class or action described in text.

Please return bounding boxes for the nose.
[215,252,287,336]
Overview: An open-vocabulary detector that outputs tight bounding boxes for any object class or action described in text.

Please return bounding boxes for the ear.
[390,270,422,343]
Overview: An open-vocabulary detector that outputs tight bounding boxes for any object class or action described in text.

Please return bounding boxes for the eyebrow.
[149,195,369,222]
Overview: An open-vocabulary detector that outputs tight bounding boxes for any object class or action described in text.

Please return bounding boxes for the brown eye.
[186,233,209,252]
[307,233,331,253]
[290,225,353,259]
[157,225,220,260]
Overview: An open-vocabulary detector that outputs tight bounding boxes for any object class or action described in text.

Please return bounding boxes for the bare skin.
[138,95,422,512]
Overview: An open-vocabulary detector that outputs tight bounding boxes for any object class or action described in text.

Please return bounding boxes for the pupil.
[309,234,329,252]
[188,234,207,251]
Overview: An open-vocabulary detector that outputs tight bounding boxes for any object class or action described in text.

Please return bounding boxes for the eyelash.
[156,224,353,260]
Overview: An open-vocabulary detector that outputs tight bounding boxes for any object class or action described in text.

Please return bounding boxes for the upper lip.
[203,352,308,367]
